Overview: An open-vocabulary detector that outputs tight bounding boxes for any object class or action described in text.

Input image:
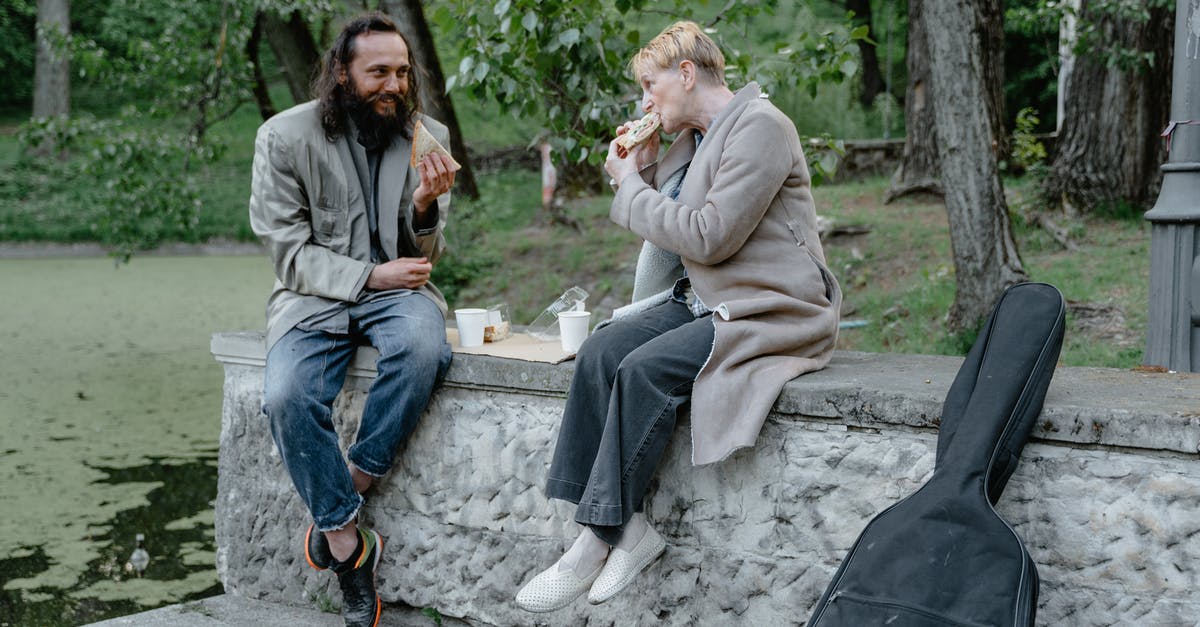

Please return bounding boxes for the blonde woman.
[516,21,841,612]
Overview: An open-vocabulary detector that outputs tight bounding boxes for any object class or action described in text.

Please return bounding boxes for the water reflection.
[0,458,222,625]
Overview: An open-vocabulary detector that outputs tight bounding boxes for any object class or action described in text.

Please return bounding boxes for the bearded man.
[248,12,456,627]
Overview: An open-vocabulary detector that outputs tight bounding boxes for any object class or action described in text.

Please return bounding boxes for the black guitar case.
[807,282,1066,627]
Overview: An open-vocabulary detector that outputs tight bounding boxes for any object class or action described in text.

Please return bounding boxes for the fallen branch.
[884,178,943,204]
[1028,212,1078,251]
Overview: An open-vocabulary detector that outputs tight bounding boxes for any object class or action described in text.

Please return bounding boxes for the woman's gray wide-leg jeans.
[545,299,714,545]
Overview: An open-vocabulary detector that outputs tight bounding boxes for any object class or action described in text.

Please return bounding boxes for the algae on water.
[0,255,271,624]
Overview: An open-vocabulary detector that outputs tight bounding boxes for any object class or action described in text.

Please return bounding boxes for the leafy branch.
[441,0,866,183]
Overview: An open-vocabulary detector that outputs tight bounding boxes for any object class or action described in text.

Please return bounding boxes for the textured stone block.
[212,332,1200,625]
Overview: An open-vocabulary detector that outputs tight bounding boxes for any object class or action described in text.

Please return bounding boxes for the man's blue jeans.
[262,292,451,531]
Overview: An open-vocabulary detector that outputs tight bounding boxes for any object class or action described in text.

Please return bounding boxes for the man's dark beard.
[342,81,410,150]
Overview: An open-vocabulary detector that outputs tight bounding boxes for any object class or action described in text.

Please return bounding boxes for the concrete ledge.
[211,331,1200,626]
[211,331,1200,451]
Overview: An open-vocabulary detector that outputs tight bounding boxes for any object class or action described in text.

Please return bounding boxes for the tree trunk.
[262,10,321,106]
[380,0,479,199]
[846,0,884,108]
[979,0,1009,161]
[32,0,70,120]
[1043,0,1173,214]
[247,12,277,121]
[885,0,941,202]
[888,0,1007,204]
[925,0,1028,331]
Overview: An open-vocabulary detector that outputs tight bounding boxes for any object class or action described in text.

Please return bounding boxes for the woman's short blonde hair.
[629,21,726,85]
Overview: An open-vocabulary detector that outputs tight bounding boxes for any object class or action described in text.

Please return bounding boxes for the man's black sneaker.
[333,528,383,627]
[304,523,333,570]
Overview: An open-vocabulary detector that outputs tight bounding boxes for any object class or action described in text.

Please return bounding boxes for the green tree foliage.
[0,1,37,108]
[71,0,261,140]
[1009,106,1047,174]
[11,0,340,260]
[1067,0,1173,72]
[439,0,865,180]
[1003,0,1060,134]
[11,0,864,257]
[15,0,259,260]
[1006,0,1173,71]
[2,0,126,111]
[20,115,204,260]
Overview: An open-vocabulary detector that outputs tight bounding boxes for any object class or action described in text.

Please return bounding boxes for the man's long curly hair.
[312,12,421,142]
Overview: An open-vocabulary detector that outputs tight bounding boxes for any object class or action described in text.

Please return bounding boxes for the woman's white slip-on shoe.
[587,525,666,605]
[515,560,603,613]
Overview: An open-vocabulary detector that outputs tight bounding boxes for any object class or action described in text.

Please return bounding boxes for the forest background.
[0,0,1174,368]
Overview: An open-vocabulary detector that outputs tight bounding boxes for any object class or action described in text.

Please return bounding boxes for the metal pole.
[1143,0,1200,372]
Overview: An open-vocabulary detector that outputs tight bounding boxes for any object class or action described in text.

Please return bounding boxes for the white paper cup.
[455,308,488,348]
[558,310,591,354]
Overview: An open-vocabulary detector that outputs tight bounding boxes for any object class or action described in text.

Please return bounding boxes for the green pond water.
[0,254,275,626]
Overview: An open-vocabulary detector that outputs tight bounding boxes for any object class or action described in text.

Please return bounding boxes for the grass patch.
[310,590,337,614]
[824,176,1148,368]
[421,607,445,626]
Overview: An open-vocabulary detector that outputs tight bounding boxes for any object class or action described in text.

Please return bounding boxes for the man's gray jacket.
[249,100,451,349]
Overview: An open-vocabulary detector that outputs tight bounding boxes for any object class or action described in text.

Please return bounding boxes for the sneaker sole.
[304,524,328,571]
[364,530,383,627]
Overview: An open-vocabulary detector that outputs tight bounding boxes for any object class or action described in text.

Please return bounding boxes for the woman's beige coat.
[611,83,841,465]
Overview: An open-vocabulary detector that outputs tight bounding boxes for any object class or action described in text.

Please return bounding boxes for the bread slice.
[410,120,463,170]
[616,112,661,150]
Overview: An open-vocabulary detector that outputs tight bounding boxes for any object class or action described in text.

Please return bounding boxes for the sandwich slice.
[615,112,661,150]
[410,120,463,170]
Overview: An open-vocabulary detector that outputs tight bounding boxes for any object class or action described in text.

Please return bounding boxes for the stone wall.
[211,331,1200,626]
